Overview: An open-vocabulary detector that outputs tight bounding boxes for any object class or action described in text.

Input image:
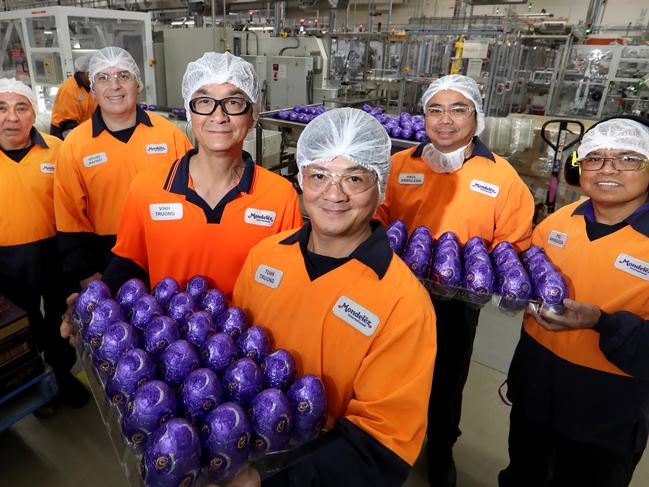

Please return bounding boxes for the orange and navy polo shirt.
[50,72,96,138]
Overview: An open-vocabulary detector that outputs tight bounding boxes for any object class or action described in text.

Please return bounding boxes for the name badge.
[548,230,568,248]
[398,173,424,185]
[146,143,168,155]
[40,163,55,174]
[245,208,276,227]
[254,264,283,289]
[333,296,380,337]
[149,203,184,221]
[83,152,108,168]
[614,253,649,281]
[469,179,499,198]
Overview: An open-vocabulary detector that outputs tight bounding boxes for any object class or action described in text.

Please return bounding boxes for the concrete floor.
[1,303,648,486]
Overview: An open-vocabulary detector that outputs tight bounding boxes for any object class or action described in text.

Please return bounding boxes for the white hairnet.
[421,74,485,136]
[578,118,649,160]
[181,52,260,122]
[73,53,93,72]
[296,107,391,197]
[89,47,143,92]
[0,78,37,114]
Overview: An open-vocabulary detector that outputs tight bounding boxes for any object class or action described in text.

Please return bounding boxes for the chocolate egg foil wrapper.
[73,280,112,329]
[200,332,238,374]
[82,298,123,350]
[431,251,462,287]
[223,358,263,406]
[183,311,215,348]
[201,402,252,482]
[464,236,487,253]
[152,277,181,310]
[437,231,460,245]
[491,241,515,258]
[520,245,545,264]
[529,261,557,282]
[287,375,327,443]
[497,264,533,311]
[237,326,271,364]
[250,388,293,453]
[144,316,180,359]
[185,275,210,305]
[403,249,432,280]
[116,278,148,315]
[159,339,200,387]
[122,380,177,450]
[216,307,248,340]
[261,349,297,390]
[180,368,223,423]
[130,295,161,332]
[201,288,227,322]
[95,321,139,382]
[141,418,201,487]
[462,261,495,295]
[106,348,157,413]
[386,220,408,256]
[534,272,569,305]
[493,248,520,269]
[168,292,196,325]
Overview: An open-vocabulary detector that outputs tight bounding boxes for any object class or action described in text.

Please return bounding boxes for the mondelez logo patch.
[333,296,380,337]
[614,253,649,281]
[245,208,276,227]
[469,179,499,198]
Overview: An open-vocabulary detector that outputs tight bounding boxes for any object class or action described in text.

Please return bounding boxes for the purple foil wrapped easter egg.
[437,231,460,244]
[186,275,210,305]
[493,249,520,270]
[431,251,462,287]
[288,111,299,121]
[534,271,569,305]
[201,288,227,321]
[250,388,293,453]
[497,264,532,310]
[201,403,251,482]
[261,349,297,390]
[222,358,263,406]
[293,105,304,114]
[95,321,139,382]
[521,245,545,264]
[141,418,201,487]
[183,311,215,348]
[168,292,196,325]
[277,110,290,120]
[83,298,123,349]
[529,261,557,282]
[464,236,487,253]
[180,368,223,423]
[415,130,428,142]
[390,126,403,139]
[287,375,327,443]
[361,103,372,112]
[130,295,161,332]
[216,307,248,340]
[122,380,177,448]
[159,340,200,387]
[116,278,148,315]
[200,333,238,374]
[403,249,432,280]
[462,260,495,295]
[400,128,414,140]
[144,316,180,358]
[152,277,180,310]
[106,348,157,413]
[491,241,515,258]
[386,219,408,256]
[73,280,112,329]
[237,326,271,364]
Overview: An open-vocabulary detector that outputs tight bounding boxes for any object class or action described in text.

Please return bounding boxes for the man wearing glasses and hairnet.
[500,117,649,487]
[231,107,436,486]
[376,74,535,486]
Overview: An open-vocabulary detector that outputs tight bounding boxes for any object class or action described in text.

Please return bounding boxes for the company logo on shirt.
[77,94,85,101]
[469,179,499,198]
[149,203,184,221]
[83,152,108,167]
[614,253,649,281]
[332,296,380,337]
[245,208,276,227]
[40,163,55,174]
[254,264,283,289]
[548,230,568,248]
[146,143,169,155]
[398,173,424,185]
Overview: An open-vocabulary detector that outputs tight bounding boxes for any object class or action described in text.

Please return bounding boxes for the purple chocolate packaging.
[106,348,157,413]
[287,375,327,443]
[222,358,263,406]
[200,332,239,374]
[82,298,123,349]
[237,326,271,364]
[250,388,293,452]
[152,277,181,310]
[122,380,177,448]
[186,275,210,305]
[534,271,569,305]
[116,278,148,315]
[180,368,223,423]
[201,288,227,321]
[130,295,161,332]
[167,292,196,325]
[73,280,112,328]
[262,349,297,390]
[144,316,181,359]
[95,321,139,382]
[183,311,215,348]
[159,339,200,387]
[216,307,248,340]
[386,220,408,256]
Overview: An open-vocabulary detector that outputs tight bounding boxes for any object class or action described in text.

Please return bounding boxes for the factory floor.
[1,306,648,487]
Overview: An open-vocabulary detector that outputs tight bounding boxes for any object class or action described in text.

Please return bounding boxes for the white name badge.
[469,179,500,198]
[40,163,55,174]
[547,230,568,248]
[254,264,284,289]
[333,296,380,337]
[245,208,276,227]
[83,152,108,168]
[614,253,649,281]
[149,203,184,221]
[398,173,424,185]
[146,143,168,155]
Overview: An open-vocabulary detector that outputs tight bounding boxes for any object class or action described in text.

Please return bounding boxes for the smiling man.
[376,74,535,486]
[54,46,191,287]
[500,117,649,487]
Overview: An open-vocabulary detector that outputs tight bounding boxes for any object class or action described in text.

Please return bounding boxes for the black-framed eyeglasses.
[189,96,252,116]
[578,155,649,172]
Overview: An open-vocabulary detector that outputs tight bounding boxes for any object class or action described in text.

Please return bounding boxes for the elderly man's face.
[0,92,35,150]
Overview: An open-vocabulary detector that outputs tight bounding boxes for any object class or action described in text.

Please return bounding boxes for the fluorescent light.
[44,30,53,34]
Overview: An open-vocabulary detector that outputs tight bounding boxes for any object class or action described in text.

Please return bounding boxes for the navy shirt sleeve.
[594,310,649,379]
